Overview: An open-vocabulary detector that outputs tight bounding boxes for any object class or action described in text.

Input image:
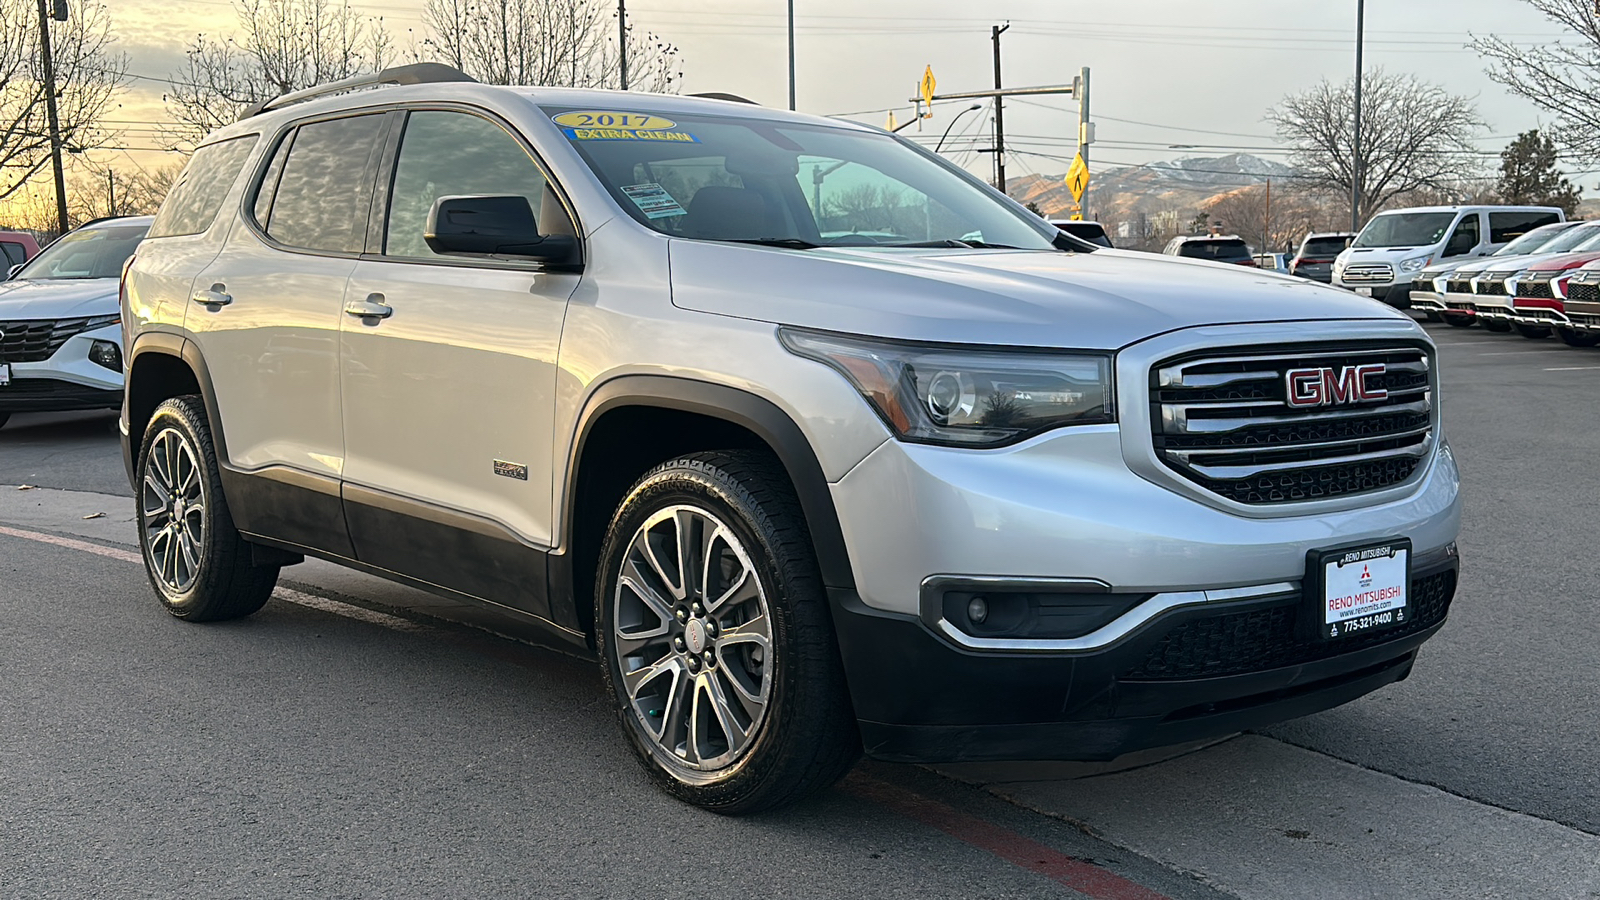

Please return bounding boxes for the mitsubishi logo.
[1286,364,1388,408]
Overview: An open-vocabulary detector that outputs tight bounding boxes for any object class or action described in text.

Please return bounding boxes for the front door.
[339,108,579,619]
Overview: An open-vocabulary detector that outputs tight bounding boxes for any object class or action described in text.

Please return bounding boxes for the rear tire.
[0,413,9,431]
[595,450,860,814]
[1557,328,1600,348]
[1514,323,1553,339]
[136,396,277,621]
[1483,319,1513,333]
[1423,311,1441,322]
[1442,312,1475,328]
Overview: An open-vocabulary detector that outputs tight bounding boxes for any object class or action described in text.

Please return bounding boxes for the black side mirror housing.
[424,195,581,268]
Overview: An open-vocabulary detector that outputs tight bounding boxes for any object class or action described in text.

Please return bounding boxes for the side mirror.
[424,195,581,267]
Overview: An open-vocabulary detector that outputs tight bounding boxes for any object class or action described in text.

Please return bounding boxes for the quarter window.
[265,114,387,254]
[385,110,553,259]
[147,135,258,239]
[1489,211,1560,244]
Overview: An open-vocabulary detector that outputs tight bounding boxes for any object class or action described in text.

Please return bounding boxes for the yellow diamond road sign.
[920,66,937,111]
[1065,153,1090,204]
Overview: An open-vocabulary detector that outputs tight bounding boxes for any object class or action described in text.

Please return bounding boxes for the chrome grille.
[1518,276,1555,300]
[1446,276,1474,295]
[0,315,118,364]
[1567,281,1600,304]
[1151,345,1433,505]
[1342,263,1393,284]
[1475,278,1507,296]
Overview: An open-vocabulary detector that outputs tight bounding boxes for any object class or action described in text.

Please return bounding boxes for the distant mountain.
[1010,153,1296,222]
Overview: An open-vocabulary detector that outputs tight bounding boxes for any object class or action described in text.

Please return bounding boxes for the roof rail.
[238,62,477,121]
[689,92,759,105]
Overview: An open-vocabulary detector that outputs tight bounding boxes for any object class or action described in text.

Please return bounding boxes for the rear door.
[188,112,391,557]
[339,107,580,619]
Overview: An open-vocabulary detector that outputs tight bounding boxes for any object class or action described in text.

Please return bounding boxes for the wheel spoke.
[177,444,200,497]
[142,474,169,511]
[619,556,676,623]
[179,530,201,577]
[674,508,700,600]
[634,526,685,602]
[706,563,757,614]
[150,435,174,492]
[704,670,752,755]
[161,528,179,586]
[660,667,692,753]
[718,613,771,653]
[622,654,681,702]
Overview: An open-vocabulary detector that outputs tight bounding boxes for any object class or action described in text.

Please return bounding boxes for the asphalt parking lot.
[3,316,1599,899]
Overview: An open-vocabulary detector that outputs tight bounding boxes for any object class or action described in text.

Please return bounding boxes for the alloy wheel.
[612,504,773,778]
[141,427,206,592]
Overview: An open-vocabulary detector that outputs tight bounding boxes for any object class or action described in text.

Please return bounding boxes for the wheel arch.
[555,376,856,640]
[124,334,228,487]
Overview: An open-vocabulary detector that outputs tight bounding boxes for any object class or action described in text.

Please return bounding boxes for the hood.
[1418,257,1486,279]
[1339,245,1437,264]
[669,243,1411,350]
[0,277,119,320]
[1449,252,1562,276]
[1525,250,1600,272]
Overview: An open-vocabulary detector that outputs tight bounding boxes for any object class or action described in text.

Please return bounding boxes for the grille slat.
[1151,345,1433,505]
[1567,281,1600,304]
[1124,568,1456,680]
[1342,263,1393,284]
[0,315,118,363]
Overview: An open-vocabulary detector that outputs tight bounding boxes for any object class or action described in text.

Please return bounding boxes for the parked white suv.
[122,65,1462,813]
[1333,205,1563,307]
[0,215,150,430]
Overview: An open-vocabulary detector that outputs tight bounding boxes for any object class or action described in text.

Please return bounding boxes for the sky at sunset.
[26,0,1594,211]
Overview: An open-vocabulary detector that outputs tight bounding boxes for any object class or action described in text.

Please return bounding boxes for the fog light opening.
[89,340,122,372]
[966,596,989,625]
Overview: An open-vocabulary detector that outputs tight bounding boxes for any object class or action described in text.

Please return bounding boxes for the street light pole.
[787,0,796,110]
[35,0,68,235]
[935,103,983,153]
[1350,0,1365,232]
[618,0,628,90]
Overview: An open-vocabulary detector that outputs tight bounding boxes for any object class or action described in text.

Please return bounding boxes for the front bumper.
[1408,288,1447,312]
[835,551,1457,762]
[1510,297,1567,327]
[1334,280,1413,308]
[0,321,123,413]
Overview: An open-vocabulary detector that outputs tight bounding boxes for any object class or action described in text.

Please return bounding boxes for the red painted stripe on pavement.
[848,774,1170,900]
[0,524,142,563]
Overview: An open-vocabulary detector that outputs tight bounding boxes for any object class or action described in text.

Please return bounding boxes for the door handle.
[344,293,392,321]
[193,284,231,309]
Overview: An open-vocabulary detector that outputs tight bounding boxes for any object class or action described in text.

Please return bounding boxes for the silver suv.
[122,65,1462,813]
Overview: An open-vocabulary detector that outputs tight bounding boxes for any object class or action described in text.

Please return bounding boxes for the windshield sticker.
[553,111,676,130]
[620,183,688,219]
[564,127,699,143]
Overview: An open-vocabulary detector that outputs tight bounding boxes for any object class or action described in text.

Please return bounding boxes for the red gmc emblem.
[1285,364,1388,408]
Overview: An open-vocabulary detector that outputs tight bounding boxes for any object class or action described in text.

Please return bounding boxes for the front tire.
[596,451,859,814]
[1483,319,1513,333]
[1442,312,1475,328]
[136,396,277,621]
[1514,322,1552,339]
[0,412,9,430]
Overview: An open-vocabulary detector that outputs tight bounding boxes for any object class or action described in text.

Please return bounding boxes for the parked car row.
[1409,217,1600,347]
[1333,205,1566,307]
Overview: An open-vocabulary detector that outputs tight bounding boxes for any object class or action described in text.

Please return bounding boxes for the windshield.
[1532,222,1600,254]
[1352,212,1456,249]
[1178,239,1250,261]
[1495,225,1567,256]
[546,107,1060,251]
[17,223,147,280]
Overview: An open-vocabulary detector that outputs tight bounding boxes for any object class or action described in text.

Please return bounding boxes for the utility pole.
[991,23,1009,194]
[618,0,628,90]
[1076,65,1091,218]
[35,0,68,236]
[787,0,796,110]
[1350,0,1365,232]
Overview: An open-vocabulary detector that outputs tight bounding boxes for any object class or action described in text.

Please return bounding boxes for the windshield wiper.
[723,237,820,249]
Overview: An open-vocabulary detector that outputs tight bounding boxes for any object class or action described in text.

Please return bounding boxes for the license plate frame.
[1354,286,1374,297]
[1306,539,1412,641]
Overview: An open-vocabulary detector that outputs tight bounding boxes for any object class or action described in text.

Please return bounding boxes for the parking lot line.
[1542,366,1600,371]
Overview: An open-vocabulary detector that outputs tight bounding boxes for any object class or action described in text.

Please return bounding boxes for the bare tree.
[1474,1,1600,166]
[164,0,392,149]
[68,161,181,220]
[1206,183,1346,255]
[418,0,680,91]
[0,0,127,205]
[1267,68,1482,224]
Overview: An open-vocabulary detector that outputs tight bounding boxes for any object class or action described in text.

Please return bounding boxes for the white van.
[1333,205,1563,307]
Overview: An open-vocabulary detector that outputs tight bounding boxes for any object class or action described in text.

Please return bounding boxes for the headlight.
[1399,255,1431,273]
[780,328,1114,447]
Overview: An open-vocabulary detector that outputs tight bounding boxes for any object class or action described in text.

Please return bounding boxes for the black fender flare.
[123,332,229,486]
[557,375,857,593]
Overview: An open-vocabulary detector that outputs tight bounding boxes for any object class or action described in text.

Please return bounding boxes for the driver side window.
[1443,215,1480,257]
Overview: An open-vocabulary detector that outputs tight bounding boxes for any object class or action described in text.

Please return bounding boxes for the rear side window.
[0,241,23,266]
[1179,239,1249,261]
[261,114,387,254]
[1489,211,1560,244]
[148,136,258,238]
